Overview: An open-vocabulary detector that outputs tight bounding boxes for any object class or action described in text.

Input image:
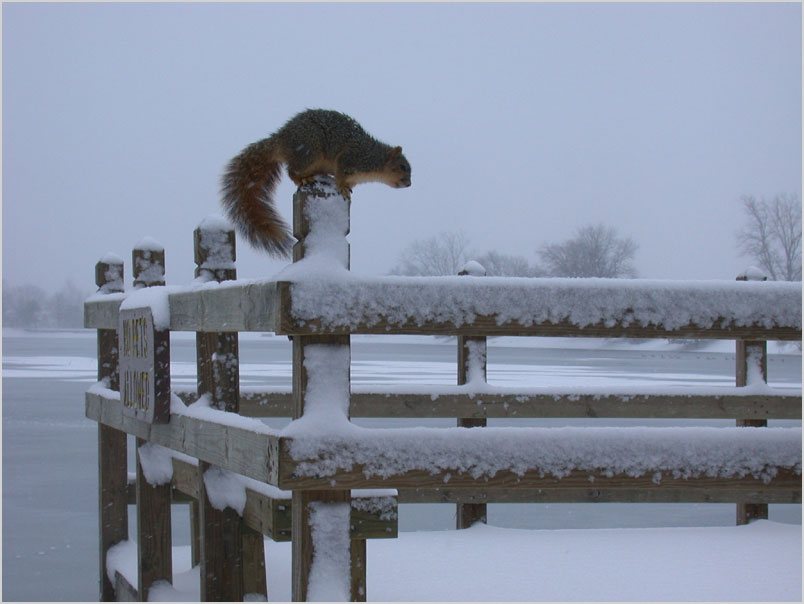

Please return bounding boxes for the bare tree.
[538,223,638,278]
[389,230,473,276]
[737,193,801,281]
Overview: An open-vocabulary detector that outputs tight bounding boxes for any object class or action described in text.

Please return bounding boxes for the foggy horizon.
[3,2,801,295]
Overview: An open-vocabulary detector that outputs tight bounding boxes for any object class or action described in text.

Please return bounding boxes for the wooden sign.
[119,307,170,423]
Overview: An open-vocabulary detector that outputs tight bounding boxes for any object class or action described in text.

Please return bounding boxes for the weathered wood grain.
[136,439,173,599]
[457,329,488,529]
[230,390,802,420]
[95,256,127,601]
[396,486,801,504]
[199,460,243,602]
[278,309,801,340]
[736,339,770,524]
[86,391,281,485]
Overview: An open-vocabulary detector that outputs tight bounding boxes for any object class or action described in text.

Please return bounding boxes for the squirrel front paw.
[337,186,353,200]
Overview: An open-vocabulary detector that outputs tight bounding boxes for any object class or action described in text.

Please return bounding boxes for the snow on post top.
[100,252,124,265]
[738,266,769,281]
[300,179,349,267]
[197,214,232,232]
[134,236,165,252]
[459,260,487,276]
[194,215,236,277]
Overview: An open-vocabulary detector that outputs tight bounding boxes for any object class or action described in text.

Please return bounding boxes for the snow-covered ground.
[2,328,801,601]
[106,520,801,602]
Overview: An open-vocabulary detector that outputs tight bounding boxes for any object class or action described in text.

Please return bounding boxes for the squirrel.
[221,109,412,257]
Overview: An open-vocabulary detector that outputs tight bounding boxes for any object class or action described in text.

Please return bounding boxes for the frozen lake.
[2,328,801,601]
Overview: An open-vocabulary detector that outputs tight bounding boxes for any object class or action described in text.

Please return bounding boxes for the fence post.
[291,177,357,602]
[94,255,128,601]
[456,261,489,529]
[735,269,769,525]
[131,239,174,600]
[192,218,266,601]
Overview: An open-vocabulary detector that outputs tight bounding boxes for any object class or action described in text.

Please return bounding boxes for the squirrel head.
[384,146,412,189]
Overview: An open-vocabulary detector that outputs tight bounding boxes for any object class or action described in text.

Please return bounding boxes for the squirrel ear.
[387,146,402,160]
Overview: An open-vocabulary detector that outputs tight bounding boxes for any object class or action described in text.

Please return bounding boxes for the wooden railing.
[85,177,801,601]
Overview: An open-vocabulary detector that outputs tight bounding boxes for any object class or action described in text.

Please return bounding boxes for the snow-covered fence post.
[290,177,358,602]
[456,261,489,529]
[132,237,166,288]
[192,218,267,601]
[735,269,770,525]
[130,239,174,598]
[94,255,128,601]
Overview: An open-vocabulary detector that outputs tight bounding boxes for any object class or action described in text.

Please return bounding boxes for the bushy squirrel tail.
[220,138,293,258]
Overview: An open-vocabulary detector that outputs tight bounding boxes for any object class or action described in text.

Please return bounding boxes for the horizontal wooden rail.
[175,389,802,420]
[88,389,800,498]
[124,457,397,541]
[396,486,801,504]
[278,461,802,496]
[86,389,281,485]
[85,278,801,340]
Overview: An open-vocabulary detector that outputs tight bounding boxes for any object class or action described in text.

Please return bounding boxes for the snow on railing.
[85,176,801,602]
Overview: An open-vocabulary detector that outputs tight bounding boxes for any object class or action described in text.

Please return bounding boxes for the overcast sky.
[3,2,801,293]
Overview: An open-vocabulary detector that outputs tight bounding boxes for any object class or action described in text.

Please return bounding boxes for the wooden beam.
[736,339,770,525]
[86,391,281,485]
[396,486,801,504]
[456,322,487,528]
[84,280,286,331]
[277,443,801,495]
[123,444,398,540]
[168,281,285,332]
[199,461,243,601]
[90,391,799,504]
[278,310,801,340]
[94,255,127,602]
[136,441,173,600]
[87,277,801,339]
[231,390,802,421]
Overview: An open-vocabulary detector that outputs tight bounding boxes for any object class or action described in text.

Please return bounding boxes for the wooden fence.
[85,177,801,601]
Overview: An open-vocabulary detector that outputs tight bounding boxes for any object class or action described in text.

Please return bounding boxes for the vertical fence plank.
[136,445,173,599]
[457,262,488,529]
[95,256,128,601]
[198,463,244,601]
[130,240,173,600]
[735,339,769,525]
[242,526,268,598]
[291,179,355,601]
[350,538,367,602]
[735,268,770,525]
[193,218,260,601]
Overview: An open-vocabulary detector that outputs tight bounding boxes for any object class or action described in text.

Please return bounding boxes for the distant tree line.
[2,280,90,328]
[389,223,638,278]
[389,192,802,282]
